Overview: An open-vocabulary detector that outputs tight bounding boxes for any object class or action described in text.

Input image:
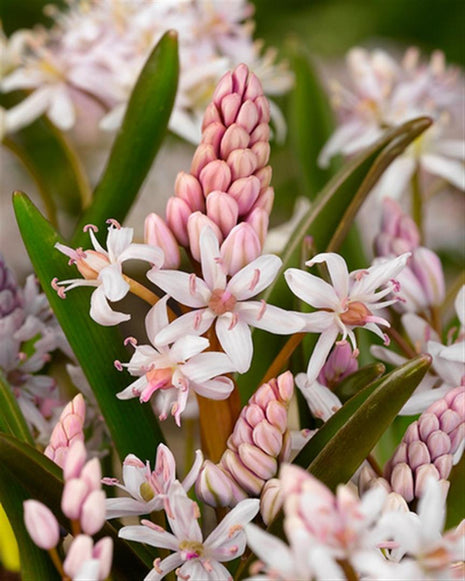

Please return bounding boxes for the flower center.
[179,540,204,560]
[339,301,371,326]
[208,289,237,315]
[139,481,155,502]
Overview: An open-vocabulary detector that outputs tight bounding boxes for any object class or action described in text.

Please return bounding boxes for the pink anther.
[83,224,98,233]
[249,268,260,292]
[124,336,138,347]
[256,299,267,321]
[106,218,121,229]
[114,360,123,371]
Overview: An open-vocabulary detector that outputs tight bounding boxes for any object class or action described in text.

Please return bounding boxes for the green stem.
[411,166,423,243]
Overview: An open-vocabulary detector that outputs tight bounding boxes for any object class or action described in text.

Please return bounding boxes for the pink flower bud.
[244,72,264,101]
[44,394,86,468]
[202,102,222,130]
[166,197,191,246]
[174,172,204,212]
[254,165,272,191]
[221,223,261,275]
[236,100,259,134]
[264,399,288,432]
[390,463,414,502]
[410,247,445,307]
[220,124,250,159]
[206,191,239,237]
[80,458,102,492]
[238,443,277,480]
[232,63,249,96]
[245,403,266,426]
[81,490,106,535]
[213,71,233,105]
[63,440,87,481]
[199,160,232,196]
[250,123,270,146]
[227,148,258,180]
[227,417,254,451]
[62,478,89,519]
[221,449,263,495]
[245,207,269,248]
[228,176,261,215]
[426,430,452,460]
[93,537,113,581]
[195,460,235,507]
[144,213,181,269]
[254,95,271,124]
[190,144,217,178]
[407,441,431,470]
[398,215,420,249]
[63,535,93,578]
[251,141,270,168]
[23,500,60,550]
[252,421,283,457]
[418,412,440,441]
[317,340,358,388]
[220,93,242,125]
[202,121,227,155]
[434,454,453,478]
[254,186,274,215]
[260,478,283,525]
[187,213,222,262]
[440,409,461,433]
[414,464,440,498]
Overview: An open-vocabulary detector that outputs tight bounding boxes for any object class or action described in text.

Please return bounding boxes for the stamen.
[228,524,243,538]
[51,278,67,299]
[249,268,260,291]
[256,299,266,320]
[18,352,27,362]
[390,278,401,293]
[189,273,197,295]
[383,333,390,346]
[354,269,369,281]
[194,311,203,330]
[114,360,123,371]
[83,224,98,233]
[101,477,119,485]
[124,336,138,347]
[153,558,163,575]
[228,313,239,330]
[106,218,121,229]
[202,560,213,572]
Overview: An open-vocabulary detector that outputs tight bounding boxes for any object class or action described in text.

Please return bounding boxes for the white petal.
[318,121,365,168]
[90,287,130,326]
[118,525,179,551]
[100,103,126,131]
[307,253,349,299]
[199,227,226,291]
[170,335,210,362]
[47,86,75,130]
[119,243,164,268]
[438,341,465,363]
[434,139,465,160]
[2,88,51,133]
[148,270,210,308]
[191,377,234,399]
[421,153,465,190]
[206,498,259,555]
[145,553,184,581]
[245,524,295,576]
[155,309,214,346]
[215,316,253,373]
[402,313,439,347]
[166,483,203,542]
[399,385,451,416]
[351,254,409,299]
[99,263,129,302]
[370,345,407,367]
[417,477,446,543]
[306,326,340,384]
[105,498,151,519]
[300,310,336,333]
[454,285,465,326]
[284,268,340,310]
[236,302,304,334]
[106,226,133,259]
[182,450,204,493]
[74,559,100,581]
[227,255,282,300]
[182,352,236,382]
[375,156,416,200]
[145,296,170,345]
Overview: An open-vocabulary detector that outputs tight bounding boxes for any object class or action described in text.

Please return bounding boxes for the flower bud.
[199,160,232,196]
[220,223,261,275]
[202,121,226,155]
[62,478,89,519]
[166,197,191,247]
[317,340,358,388]
[144,213,180,269]
[187,213,222,262]
[81,490,106,535]
[190,144,217,177]
[254,186,274,214]
[250,123,270,146]
[202,102,222,130]
[227,148,258,180]
[390,463,414,502]
[228,176,261,216]
[238,442,277,481]
[260,478,283,525]
[410,247,445,307]
[220,93,242,125]
[195,460,235,507]
[220,124,250,159]
[174,172,204,212]
[63,535,93,579]
[206,191,239,237]
[236,100,259,133]
[93,537,113,581]
[232,63,249,96]
[23,500,60,550]
[213,71,233,106]
[63,439,87,481]
[245,207,269,248]
[221,449,264,495]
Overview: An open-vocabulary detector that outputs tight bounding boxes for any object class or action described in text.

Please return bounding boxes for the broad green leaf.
[0,371,34,445]
[13,192,164,462]
[288,43,340,199]
[0,467,60,581]
[71,31,179,246]
[333,362,385,403]
[294,355,431,490]
[237,117,432,403]
[446,455,465,529]
[0,432,154,576]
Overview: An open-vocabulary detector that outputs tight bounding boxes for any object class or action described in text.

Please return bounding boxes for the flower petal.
[182,352,236,382]
[306,326,340,384]
[145,296,170,345]
[155,309,214,346]
[148,270,210,307]
[199,227,227,291]
[236,302,304,334]
[99,263,129,302]
[118,525,179,551]
[307,253,349,300]
[90,288,130,326]
[227,255,282,300]
[170,335,210,363]
[284,268,340,310]
[119,242,164,268]
[191,377,234,400]
[215,316,253,373]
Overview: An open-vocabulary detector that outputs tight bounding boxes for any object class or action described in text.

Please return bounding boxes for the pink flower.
[149,227,304,373]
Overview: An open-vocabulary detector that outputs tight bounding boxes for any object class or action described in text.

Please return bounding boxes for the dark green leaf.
[294,355,431,490]
[13,192,164,463]
[0,371,34,445]
[71,31,179,246]
[333,362,385,403]
[446,455,465,529]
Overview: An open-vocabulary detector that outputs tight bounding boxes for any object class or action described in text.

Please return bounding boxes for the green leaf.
[71,31,179,246]
[333,362,386,403]
[13,191,164,462]
[446,455,465,529]
[288,43,340,199]
[0,432,153,576]
[294,355,431,490]
[0,371,34,445]
[0,466,60,580]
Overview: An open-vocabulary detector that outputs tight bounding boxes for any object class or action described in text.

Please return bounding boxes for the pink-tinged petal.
[93,536,113,581]
[236,302,304,334]
[145,553,184,581]
[166,483,203,542]
[215,316,253,373]
[306,326,341,384]
[170,335,210,362]
[206,498,259,557]
[63,535,93,578]
[284,268,340,310]
[245,523,295,575]
[147,270,210,308]
[105,498,150,519]
[199,227,227,291]
[176,560,210,581]
[118,525,179,551]
[318,121,365,168]
[23,500,60,550]
[299,310,336,333]
[106,226,133,258]
[99,263,129,302]
[155,309,214,346]
[434,139,465,160]
[145,296,170,345]
[421,153,465,190]
[182,450,204,493]
[454,285,465,326]
[118,242,164,267]
[81,490,106,535]
[90,287,130,326]
[371,345,406,367]
[342,124,383,156]
[307,253,349,299]
[352,253,410,298]
[428,341,464,386]
[437,341,465,363]
[73,559,100,581]
[47,86,75,130]
[192,377,234,400]
[227,255,281,300]
[402,313,440,347]
[182,352,236,382]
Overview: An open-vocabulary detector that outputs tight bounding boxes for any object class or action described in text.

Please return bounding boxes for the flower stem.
[411,166,423,243]
[48,547,67,579]
[261,333,306,384]
[386,326,417,359]
[124,275,160,305]
[337,558,359,581]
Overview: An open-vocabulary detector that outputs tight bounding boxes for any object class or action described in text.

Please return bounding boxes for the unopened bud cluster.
[196,372,293,507]
[147,63,274,275]
[375,198,445,312]
[385,386,465,502]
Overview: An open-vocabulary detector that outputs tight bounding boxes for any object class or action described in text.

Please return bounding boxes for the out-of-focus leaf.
[446,455,465,529]
[333,362,385,403]
[237,117,432,403]
[71,31,179,246]
[0,371,34,445]
[13,192,164,462]
[288,43,339,198]
[0,432,153,575]
[0,467,60,580]
[0,0,61,34]
[294,355,431,490]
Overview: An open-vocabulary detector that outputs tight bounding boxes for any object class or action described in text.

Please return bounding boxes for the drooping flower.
[102,444,203,519]
[149,227,304,373]
[53,220,164,326]
[115,295,236,425]
[119,481,259,581]
[285,251,409,384]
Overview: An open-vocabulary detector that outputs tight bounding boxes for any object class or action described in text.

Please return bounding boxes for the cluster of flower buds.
[147,63,274,275]
[44,393,86,468]
[385,386,465,503]
[24,436,112,580]
[375,198,445,312]
[196,371,293,507]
